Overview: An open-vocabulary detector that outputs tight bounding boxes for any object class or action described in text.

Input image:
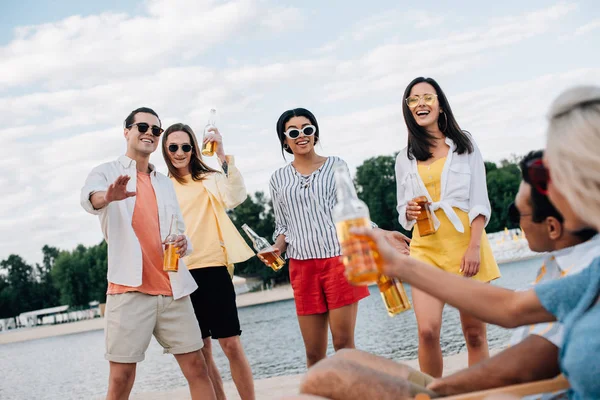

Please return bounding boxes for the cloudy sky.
[1,0,599,266]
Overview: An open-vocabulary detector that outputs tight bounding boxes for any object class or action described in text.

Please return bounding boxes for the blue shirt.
[535,256,600,400]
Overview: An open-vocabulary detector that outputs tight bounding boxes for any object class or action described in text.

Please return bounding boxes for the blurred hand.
[376,228,411,255]
[350,227,406,277]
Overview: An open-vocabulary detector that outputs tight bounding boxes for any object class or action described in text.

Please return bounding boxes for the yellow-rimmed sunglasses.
[405,93,438,109]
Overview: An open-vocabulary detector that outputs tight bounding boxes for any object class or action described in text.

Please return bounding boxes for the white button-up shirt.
[395,136,491,233]
[509,234,600,348]
[80,155,197,300]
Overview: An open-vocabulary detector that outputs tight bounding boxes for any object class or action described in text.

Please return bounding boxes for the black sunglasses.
[168,144,192,153]
[128,122,164,137]
[508,202,532,225]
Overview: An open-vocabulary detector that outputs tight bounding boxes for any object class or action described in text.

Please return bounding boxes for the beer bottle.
[332,163,381,285]
[242,224,284,271]
[377,275,411,316]
[163,215,179,272]
[201,108,218,157]
[409,173,435,236]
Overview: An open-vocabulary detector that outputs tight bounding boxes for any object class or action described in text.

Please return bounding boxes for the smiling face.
[408,82,441,131]
[124,112,161,157]
[284,116,315,156]
[165,130,193,175]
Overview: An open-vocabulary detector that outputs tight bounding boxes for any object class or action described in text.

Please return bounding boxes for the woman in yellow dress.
[395,77,500,378]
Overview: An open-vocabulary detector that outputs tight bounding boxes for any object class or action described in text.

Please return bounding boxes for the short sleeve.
[535,265,594,321]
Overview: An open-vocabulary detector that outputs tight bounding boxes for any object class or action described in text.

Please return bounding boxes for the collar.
[117,155,157,175]
[545,234,600,273]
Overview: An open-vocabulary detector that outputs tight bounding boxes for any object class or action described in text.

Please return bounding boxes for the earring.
[283,144,290,150]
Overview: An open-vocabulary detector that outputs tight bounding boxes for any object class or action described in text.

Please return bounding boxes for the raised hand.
[105,175,136,203]
[204,127,225,157]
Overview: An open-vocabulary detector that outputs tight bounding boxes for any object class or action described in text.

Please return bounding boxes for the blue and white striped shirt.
[269,156,348,260]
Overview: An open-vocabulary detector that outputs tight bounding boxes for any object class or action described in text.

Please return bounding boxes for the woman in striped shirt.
[259,108,371,368]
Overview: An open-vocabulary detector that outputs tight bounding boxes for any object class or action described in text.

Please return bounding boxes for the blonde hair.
[545,85,600,230]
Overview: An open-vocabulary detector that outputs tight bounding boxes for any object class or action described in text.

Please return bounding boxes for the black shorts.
[189,266,242,339]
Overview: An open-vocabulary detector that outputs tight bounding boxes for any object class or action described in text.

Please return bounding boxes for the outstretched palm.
[105,175,136,203]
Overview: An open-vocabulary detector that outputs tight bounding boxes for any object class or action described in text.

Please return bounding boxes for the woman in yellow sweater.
[161,123,255,400]
[395,77,500,377]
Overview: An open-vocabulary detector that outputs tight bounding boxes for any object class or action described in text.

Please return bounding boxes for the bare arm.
[429,335,560,396]
[461,214,485,277]
[354,227,555,328]
[274,234,288,254]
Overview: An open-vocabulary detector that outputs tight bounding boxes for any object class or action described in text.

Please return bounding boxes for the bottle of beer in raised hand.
[201,108,218,157]
[163,215,179,272]
[242,224,284,271]
[332,163,381,285]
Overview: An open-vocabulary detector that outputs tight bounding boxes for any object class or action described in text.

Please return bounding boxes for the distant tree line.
[0,155,522,316]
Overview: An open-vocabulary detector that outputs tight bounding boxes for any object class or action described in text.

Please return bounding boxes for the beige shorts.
[104,292,203,363]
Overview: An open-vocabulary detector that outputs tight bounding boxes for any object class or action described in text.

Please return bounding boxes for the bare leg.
[328,303,358,351]
[300,358,421,400]
[106,362,136,400]
[298,313,329,368]
[219,335,255,400]
[459,310,489,367]
[201,337,227,400]
[412,287,445,377]
[174,350,217,400]
[281,396,332,400]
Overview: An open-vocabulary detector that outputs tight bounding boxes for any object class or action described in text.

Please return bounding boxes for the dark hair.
[162,123,219,184]
[124,107,161,128]
[520,150,563,223]
[402,77,473,161]
[276,108,320,158]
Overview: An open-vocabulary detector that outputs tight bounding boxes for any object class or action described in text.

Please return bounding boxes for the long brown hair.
[402,77,473,161]
[162,123,219,184]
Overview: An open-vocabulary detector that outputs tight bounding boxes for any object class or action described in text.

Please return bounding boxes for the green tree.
[0,255,38,317]
[51,242,108,306]
[34,245,61,307]
[485,160,522,233]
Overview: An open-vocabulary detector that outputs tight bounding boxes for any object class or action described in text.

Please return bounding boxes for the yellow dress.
[410,157,500,282]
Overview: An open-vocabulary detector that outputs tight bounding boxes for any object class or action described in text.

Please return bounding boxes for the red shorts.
[289,257,370,316]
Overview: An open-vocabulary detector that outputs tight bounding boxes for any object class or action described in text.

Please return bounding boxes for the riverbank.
[127,350,500,399]
[0,285,296,345]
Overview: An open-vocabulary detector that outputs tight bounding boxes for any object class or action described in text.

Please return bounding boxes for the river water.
[0,257,543,399]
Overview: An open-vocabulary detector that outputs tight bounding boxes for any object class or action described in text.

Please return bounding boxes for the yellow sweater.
[171,156,254,273]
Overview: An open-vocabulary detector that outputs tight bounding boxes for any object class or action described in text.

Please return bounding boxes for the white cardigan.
[395,136,491,234]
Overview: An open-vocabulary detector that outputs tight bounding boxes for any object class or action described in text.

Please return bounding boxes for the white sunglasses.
[284,125,317,139]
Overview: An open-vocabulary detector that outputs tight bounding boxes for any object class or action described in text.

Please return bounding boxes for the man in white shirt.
[81,107,216,400]
[287,150,598,400]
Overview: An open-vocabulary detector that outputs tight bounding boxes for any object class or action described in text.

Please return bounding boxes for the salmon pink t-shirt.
[107,171,172,296]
